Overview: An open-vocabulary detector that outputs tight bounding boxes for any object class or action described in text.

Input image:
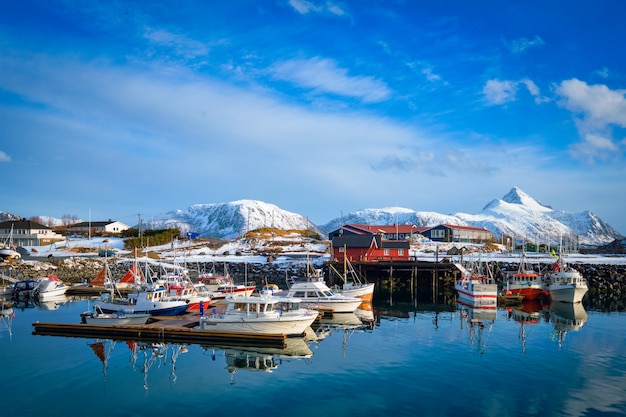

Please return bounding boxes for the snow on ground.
[19,236,626,266]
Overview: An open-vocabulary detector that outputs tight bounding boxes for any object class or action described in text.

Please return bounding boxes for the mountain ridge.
[3,186,623,247]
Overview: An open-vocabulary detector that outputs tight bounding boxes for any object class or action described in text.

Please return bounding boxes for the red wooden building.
[331,234,411,262]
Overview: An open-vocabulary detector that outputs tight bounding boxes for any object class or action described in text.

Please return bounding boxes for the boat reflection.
[88,339,188,390]
[10,294,69,311]
[457,302,496,355]
[1,300,15,340]
[548,301,588,349]
[309,309,375,357]
[506,299,544,356]
[206,337,314,384]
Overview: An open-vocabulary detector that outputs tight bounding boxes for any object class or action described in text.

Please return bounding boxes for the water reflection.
[457,302,496,355]
[505,299,544,356]
[0,299,14,340]
[9,294,69,311]
[208,337,314,384]
[548,301,588,349]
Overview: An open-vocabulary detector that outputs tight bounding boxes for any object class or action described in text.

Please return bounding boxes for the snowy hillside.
[144,200,323,239]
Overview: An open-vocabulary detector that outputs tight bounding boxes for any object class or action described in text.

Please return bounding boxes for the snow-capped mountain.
[5,186,622,247]
[144,199,323,239]
[319,187,621,247]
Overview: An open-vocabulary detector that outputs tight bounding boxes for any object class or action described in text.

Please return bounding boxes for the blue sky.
[1,1,625,233]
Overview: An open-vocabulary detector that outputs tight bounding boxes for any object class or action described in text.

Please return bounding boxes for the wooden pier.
[32,314,290,347]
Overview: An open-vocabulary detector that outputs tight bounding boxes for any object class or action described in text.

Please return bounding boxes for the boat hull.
[81,313,151,326]
[337,283,375,301]
[505,286,544,300]
[455,280,498,308]
[299,299,363,313]
[95,302,189,316]
[548,286,588,303]
[199,314,317,336]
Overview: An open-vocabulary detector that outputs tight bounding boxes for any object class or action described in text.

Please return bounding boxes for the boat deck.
[32,313,290,347]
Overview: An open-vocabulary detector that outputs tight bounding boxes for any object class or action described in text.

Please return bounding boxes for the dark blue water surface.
[1,296,625,417]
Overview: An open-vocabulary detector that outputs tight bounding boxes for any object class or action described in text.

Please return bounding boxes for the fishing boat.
[95,286,190,316]
[503,251,544,300]
[329,256,375,301]
[543,249,588,303]
[454,259,498,308]
[33,276,69,299]
[283,268,363,313]
[80,305,151,325]
[197,292,318,336]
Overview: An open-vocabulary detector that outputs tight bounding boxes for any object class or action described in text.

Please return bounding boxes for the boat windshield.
[277,301,300,311]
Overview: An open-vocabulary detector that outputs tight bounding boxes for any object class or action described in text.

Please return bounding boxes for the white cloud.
[0,151,11,162]
[483,78,548,105]
[557,79,626,126]
[557,79,626,163]
[483,79,518,105]
[271,57,391,103]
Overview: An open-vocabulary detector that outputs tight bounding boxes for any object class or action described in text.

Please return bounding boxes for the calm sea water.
[1,294,625,417]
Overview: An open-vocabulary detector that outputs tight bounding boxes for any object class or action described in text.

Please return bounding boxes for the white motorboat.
[283,269,363,313]
[81,305,151,326]
[95,286,190,316]
[544,250,588,303]
[33,276,69,299]
[197,292,318,336]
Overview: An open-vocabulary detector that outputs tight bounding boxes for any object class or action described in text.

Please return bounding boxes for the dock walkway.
[32,314,289,347]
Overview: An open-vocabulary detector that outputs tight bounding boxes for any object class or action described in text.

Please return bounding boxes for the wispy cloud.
[505,35,545,54]
[143,27,209,59]
[271,57,392,103]
[556,78,626,163]
[0,151,11,162]
[288,0,348,16]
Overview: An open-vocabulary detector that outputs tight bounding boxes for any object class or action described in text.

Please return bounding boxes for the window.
[432,229,445,238]
[398,249,404,256]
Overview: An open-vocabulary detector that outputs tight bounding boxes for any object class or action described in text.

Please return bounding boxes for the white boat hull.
[81,312,151,326]
[455,281,498,309]
[337,283,375,301]
[548,285,588,303]
[299,298,363,313]
[199,313,317,336]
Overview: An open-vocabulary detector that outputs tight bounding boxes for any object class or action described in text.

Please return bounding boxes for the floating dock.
[32,315,289,347]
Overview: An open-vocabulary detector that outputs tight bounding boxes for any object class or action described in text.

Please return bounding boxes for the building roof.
[332,223,427,236]
[0,219,51,230]
[69,220,123,228]
[332,234,380,248]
